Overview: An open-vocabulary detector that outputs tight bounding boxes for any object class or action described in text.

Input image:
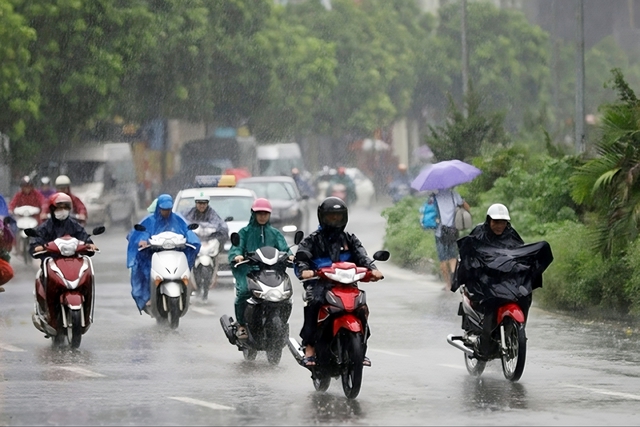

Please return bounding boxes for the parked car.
[237,176,310,236]
[313,167,375,208]
[173,178,257,283]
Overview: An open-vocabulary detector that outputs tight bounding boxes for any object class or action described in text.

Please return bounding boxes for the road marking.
[368,348,409,357]
[438,363,466,370]
[57,366,106,378]
[0,343,25,352]
[564,384,640,401]
[190,307,215,316]
[168,397,235,411]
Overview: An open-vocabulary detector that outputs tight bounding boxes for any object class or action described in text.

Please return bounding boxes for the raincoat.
[126,194,201,311]
[453,218,554,307]
[228,211,290,324]
[184,206,229,244]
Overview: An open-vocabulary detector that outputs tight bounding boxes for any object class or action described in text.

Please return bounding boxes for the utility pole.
[575,0,585,154]
[461,0,470,117]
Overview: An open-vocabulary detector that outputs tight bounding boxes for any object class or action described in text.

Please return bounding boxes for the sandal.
[363,356,371,367]
[301,356,316,367]
[236,327,248,340]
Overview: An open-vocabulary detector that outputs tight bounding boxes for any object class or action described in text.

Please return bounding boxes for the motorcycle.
[13,205,41,265]
[389,182,412,204]
[327,183,348,204]
[220,230,303,365]
[25,226,105,349]
[190,225,223,301]
[447,285,528,381]
[135,223,199,329]
[287,250,390,399]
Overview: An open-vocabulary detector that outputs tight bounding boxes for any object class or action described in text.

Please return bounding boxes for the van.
[58,142,139,228]
[257,143,305,176]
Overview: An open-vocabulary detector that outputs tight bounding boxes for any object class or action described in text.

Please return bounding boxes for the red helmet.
[251,198,272,213]
[49,192,72,209]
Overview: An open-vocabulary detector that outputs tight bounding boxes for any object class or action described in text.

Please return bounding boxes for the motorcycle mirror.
[2,216,12,226]
[230,232,240,247]
[224,216,233,222]
[134,224,146,232]
[24,228,39,238]
[373,250,390,262]
[92,226,106,236]
[294,230,304,245]
[188,223,199,230]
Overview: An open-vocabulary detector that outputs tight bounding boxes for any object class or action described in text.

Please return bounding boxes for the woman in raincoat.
[228,198,290,339]
[126,194,201,312]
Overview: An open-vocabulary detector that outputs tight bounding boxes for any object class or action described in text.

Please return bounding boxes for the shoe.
[236,326,248,340]
[142,303,154,318]
[301,356,316,367]
[363,356,371,367]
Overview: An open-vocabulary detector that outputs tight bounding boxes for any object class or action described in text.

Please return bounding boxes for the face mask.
[54,209,70,220]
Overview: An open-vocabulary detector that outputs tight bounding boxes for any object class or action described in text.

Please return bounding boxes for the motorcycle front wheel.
[67,310,82,349]
[313,375,331,392]
[340,332,364,399]
[501,317,527,381]
[167,296,181,330]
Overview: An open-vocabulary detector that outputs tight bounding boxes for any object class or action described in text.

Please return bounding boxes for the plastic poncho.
[184,206,229,244]
[126,194,201,310]
[453,219,554,307]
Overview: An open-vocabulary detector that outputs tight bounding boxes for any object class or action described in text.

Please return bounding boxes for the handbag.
[455,206,472,231]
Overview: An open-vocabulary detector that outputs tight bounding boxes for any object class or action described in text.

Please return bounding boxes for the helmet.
[40,176,51,185]
[20,176,33,187]
[487,203,510,221]
[251,198,272,213]
[50,192,72,209]
[318,196,348,231]
[195,192,210,203]
[55,175,71,187]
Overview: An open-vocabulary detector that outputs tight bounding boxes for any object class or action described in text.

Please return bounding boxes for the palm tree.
[571,69,640,257]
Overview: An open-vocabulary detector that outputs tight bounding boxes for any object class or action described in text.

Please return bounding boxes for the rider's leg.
[300,282,328,359]
[232,269,251,337]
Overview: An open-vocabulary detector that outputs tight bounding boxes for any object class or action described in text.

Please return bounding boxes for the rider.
[183,192,229,246]
[39,176,56,199]
[326,167,357,206]
[387,163,415,203]
[291,168,315,199]
[294,197,383,367]
[126,194,200,314]
[29,193,97,257]
[453,203,528,357]
[0,217,15,292]
[43,175,88,224]
[228,198,290,340]
[9,176,45,219]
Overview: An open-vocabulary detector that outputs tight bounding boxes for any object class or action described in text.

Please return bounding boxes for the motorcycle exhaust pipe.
[287,337,304,362]
[447,334,474,356]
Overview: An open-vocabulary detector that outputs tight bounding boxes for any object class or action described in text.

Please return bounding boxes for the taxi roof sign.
[194,175,236,188]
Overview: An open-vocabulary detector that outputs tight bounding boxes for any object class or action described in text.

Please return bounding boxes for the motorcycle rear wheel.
[21,237,30,265]
[501,317,527,381]
[341,332,364,399]
[464,353,486,377]
[167,297,181,330]
[243,348,257,361]
[67,310,82,349]
[266,348,282,365]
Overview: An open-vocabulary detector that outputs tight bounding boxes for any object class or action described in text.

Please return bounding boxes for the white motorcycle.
[13,205,41,265]
[190,226,222,301]
[135,224,198,329]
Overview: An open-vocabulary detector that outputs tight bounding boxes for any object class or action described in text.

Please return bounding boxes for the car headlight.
[282,225,297,233]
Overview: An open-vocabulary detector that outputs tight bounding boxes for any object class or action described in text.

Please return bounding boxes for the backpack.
[419,196,439,229]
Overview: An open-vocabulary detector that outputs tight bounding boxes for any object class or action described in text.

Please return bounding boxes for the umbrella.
[411,160,482,191]
[413,145,434,161]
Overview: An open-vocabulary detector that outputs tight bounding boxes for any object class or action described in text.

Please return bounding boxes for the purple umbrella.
[411,160,482,191]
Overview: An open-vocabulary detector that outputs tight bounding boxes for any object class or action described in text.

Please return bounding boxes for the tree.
[571,69,640,257]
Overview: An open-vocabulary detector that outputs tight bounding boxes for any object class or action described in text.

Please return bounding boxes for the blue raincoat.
[126,194,201,311]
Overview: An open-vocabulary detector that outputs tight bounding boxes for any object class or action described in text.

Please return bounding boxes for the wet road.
[1,203,640,425]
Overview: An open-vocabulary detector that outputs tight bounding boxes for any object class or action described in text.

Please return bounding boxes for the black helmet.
[318,197,348,232]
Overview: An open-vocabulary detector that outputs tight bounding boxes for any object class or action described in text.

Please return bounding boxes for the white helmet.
[55,175,71,187]
[195,192,209,203]
[487,203,510,221]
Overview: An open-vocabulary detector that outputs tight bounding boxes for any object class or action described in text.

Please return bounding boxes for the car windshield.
[176,195,254,221]
[238,181,297,200]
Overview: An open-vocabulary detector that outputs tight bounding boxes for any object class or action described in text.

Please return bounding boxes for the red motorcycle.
[288,250,389,399]
[26,226,105,348]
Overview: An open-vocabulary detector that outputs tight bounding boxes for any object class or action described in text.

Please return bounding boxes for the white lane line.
[57,366,106,378]
[564,384,640,401]
[0,343,26,352]
[168,397,235,411]
[438,363,466,370]
[190,307,215,316]
[368,348,409,357]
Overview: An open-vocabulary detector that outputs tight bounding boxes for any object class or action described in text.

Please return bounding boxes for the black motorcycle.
[220,230,303,365]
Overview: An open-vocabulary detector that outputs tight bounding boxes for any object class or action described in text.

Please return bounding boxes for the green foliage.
[425,88,509,161]
[381,196,437,270]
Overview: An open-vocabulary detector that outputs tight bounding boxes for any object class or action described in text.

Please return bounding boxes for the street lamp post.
[575,0,585,154]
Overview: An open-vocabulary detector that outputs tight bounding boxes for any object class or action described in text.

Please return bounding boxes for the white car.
[173,184,257,282]
[314,167,375,208]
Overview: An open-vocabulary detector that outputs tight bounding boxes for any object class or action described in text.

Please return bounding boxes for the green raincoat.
[228,212,290,324]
